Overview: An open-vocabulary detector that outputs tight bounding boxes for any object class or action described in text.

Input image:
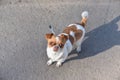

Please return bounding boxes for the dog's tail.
[80,11,88,27]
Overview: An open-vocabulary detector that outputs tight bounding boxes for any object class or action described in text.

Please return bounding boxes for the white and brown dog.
[45,11,88,67]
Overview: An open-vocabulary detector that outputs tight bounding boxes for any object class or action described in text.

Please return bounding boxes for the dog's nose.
[53,46,59,52]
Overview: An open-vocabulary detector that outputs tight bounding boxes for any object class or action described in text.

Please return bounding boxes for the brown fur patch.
[58,34,69,48]
[63,25,77,34]
[45,33,68,48]
[45,33,56,48]
[45,33,54,40]
[45,23,84,48]
[80,18,87,27]
[63,25,83,44]
[75,30,83,41]
[69,35,74,45]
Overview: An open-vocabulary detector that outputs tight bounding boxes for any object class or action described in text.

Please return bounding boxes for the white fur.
[76,24,85,31]
[47,39,72,67]
[70,31,75,37]
[75,28,85,52]
[68,24,75,27]
[58,33,68,37]
[46,11,88,67]
[73,24,85,51]
[68,24,85,31]
[81,11,88,19]
[56,37,59,42]
[46,24,85,67]
[70,31,76,41]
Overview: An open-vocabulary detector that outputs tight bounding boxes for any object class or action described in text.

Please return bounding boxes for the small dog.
[45,11,88,67]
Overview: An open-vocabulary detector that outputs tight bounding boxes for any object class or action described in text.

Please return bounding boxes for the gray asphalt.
[0,0,120,80]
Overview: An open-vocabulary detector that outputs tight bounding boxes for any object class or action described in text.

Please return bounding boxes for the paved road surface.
[0,0,120,80]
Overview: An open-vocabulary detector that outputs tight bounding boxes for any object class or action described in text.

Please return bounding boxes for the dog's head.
[45,33,68,52]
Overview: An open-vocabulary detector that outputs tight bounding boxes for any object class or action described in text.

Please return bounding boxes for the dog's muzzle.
[53,46,59,52]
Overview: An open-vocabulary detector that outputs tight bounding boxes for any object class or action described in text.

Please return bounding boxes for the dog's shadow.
[66,15,120,62]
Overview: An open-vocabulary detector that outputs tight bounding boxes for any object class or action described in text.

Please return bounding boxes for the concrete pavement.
[0,0,120,80]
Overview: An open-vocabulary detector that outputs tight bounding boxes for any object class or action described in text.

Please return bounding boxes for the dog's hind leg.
[76,34,85,53]
[76,40,82,53]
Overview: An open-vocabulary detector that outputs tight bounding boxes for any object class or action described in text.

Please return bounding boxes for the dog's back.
[63,11,88,51]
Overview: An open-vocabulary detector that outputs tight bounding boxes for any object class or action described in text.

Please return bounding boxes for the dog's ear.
[45,33,55,40]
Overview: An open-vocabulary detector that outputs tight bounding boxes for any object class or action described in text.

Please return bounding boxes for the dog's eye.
[59,43,64,48]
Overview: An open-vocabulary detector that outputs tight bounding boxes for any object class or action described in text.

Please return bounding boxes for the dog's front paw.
[56,62,62,67]
[47,60,53,66]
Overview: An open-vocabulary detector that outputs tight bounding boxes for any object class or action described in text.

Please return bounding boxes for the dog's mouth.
[53,46,59,52]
